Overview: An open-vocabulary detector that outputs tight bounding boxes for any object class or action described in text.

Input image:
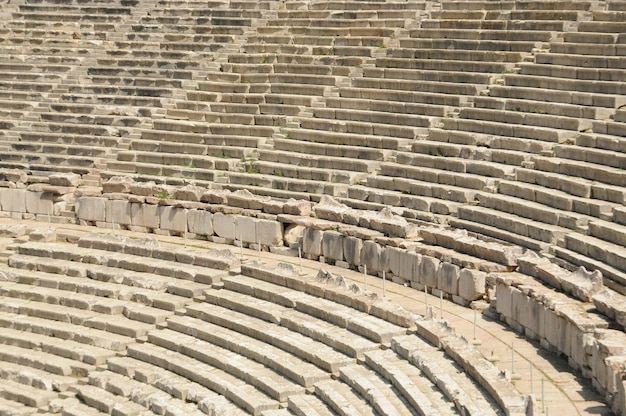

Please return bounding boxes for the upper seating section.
[0,0,625,295]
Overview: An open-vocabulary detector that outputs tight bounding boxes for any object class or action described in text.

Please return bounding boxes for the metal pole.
[541,377,545,413]
[512,340,515,376]
[439,290,443,319]
[473,310,477,341]
[364,264,368,291]
[298,246,302,273]
[382,271,386,298]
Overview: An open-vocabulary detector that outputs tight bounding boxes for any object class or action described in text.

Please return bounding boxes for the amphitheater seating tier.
[1,0,626,413]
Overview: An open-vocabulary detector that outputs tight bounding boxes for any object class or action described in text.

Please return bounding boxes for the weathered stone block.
[159,206,187,233]
[25,191,53,215]
[343,236,362,266]
[400,251,420,282]
[361,240,383,274]
[458,269,486,302]
[437,262,460,295]
[384,247,403,277]
[419,255,440,289]
[322,231,344,262]
[495,280,513,318]
[106,199,131,226]
[284,223,305,248]
[303,227,323,257]
[213,212,236,240]
[49,173,80,187]
[76,197,106,222]
[173,185,205,202]
[236,215,257,244]
[187,210,213,236]
[130,203,159,229]
[257,219,283,247]
[103,176,133,193]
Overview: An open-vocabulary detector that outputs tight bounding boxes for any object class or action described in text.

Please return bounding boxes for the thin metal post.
[541,377,545,413]
[439,290,443,319]
[512,340,515,376]
[382,271,386,298]
[364,264,368,290]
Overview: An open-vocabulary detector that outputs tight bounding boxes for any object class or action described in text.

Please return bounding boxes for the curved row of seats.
[0,231,515,415]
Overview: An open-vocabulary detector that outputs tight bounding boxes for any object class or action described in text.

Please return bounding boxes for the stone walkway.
[0,217,613,416]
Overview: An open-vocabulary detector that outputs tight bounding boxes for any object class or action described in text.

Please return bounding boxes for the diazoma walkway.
[0,0,625,414]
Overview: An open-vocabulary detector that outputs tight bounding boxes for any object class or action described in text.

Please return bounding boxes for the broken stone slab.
[593,288,626,329]
[29,228,57,243]
[0,168,27,184]
[227,189,268,211]
[313,195,352,222]
[518,252,604,302]
[49,173,81,187]
[283,198,313,216]
[173,185,206,202]
[366,207,419,239]
[102,176,134,194]
[284,223,305,248]
[0,224,26,238]
[200,189,230,205]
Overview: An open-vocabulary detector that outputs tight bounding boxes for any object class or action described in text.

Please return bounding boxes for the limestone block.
[399,251,420,282]
[616,377,626,416]
[130,203,160,229]
[25,191,53,215]
[106,199,131,226]
[236,215,257,244]
[284,198,312,216]
[201,189,229,204]
[343,236,362,266]
[419,255,440,289]
[103,176,133,193]
[605,356,626,399]
[158,206,187,233]
[0,169,27,184]
[383,246,403,277]
[511,288,531,330]
[213,212,237,241]
[0,188,26,214]
[314,195,351,222]
[458,269,486,302]
[76,197,106,222]
[495,279,513,318]
[437,262,460,295]
[228,189,265,210]
[368,207,419,238]
[257,219,283,247]
[593,289,626,329]
[173,185,205,202]
[322,231,344,262]
[361,240,383,274]
[187,210,213,237]
[0,223,25,238]
[303,227,323,257]
[284,224,305,248]
[49,173,80,187]
[525,297,545,341]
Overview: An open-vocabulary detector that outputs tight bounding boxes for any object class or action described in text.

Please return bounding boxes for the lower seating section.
[0,232,518,415]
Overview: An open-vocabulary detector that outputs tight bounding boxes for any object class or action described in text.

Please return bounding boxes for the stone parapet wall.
[494,273,626,414]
